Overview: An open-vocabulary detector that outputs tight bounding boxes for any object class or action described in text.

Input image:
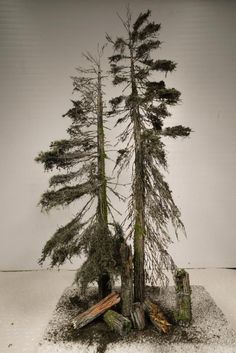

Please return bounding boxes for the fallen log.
[72,291,120,329]
[143,298,171,333]
[120,241,133,317]
[174,268,192,325]
[131,302,145,330]
[103,309,132,336]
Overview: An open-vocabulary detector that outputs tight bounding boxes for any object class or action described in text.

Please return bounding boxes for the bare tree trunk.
[130,43,145,303]
[120,242,133,316]
[96,64,111,298]
[97,66,108,227]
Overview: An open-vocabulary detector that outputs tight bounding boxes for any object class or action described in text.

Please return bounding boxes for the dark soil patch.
[43,285,236,352]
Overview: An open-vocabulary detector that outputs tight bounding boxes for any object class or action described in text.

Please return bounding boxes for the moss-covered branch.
[39,181,97,210]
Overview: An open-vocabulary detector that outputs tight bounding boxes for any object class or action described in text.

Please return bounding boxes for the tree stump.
[120,242,133,317]
[103,309,132,336]
[174,268,192,325]
[72,292,120,329]
[143,298,171,333]
[131,302,145,330]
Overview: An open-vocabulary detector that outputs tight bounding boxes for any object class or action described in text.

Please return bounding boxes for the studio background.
[1,0,236,270]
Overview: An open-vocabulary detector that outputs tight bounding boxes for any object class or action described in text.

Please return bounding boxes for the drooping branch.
[36,149,97,171]
[39,215,85,266]
[39,181,98,211]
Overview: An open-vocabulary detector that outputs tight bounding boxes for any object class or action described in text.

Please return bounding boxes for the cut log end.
[103,309,132,336]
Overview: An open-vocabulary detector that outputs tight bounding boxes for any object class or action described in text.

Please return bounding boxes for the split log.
[143,298,171,333]
[131,302,145,330]
[103,309,132,336]
[120,242,133,317]
[174,269,192,325]
[72,291,120,329]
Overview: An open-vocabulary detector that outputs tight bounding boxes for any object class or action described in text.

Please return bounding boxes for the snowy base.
[37,285,236,353]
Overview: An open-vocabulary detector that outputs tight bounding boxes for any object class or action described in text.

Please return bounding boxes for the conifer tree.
[36,48,122,297]
[107,10,191,302]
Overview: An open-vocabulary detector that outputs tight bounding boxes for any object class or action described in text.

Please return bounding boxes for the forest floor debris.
[38,285,236,353]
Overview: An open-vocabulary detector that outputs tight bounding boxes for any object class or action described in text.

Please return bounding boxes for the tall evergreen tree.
[36,48,122,297]
[107,10,191,302]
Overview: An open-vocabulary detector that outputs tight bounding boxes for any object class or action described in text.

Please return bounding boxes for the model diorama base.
[37,285,236,353]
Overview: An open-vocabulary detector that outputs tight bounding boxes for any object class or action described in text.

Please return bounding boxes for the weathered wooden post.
[120,241,133,317]
[174,268,192,325]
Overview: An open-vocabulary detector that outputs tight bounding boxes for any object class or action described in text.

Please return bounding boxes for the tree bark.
[174,269,192,325]
[143,298,171,333]
[72,292,120,330]
[131,302,145,330]
[96,64,112,298]
[103,310,132,336]
[120,242,133,317]
[129,41,145,303]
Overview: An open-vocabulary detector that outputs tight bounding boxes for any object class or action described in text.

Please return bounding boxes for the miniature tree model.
[36,48,122,298]
[107,9,191,302]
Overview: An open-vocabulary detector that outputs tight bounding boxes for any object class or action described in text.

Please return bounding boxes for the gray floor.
[0,269,236,353]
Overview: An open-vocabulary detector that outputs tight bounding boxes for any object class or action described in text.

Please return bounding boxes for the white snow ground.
[0,269,236,353]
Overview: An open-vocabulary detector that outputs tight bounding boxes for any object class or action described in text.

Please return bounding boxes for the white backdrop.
[1,0,236,270]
